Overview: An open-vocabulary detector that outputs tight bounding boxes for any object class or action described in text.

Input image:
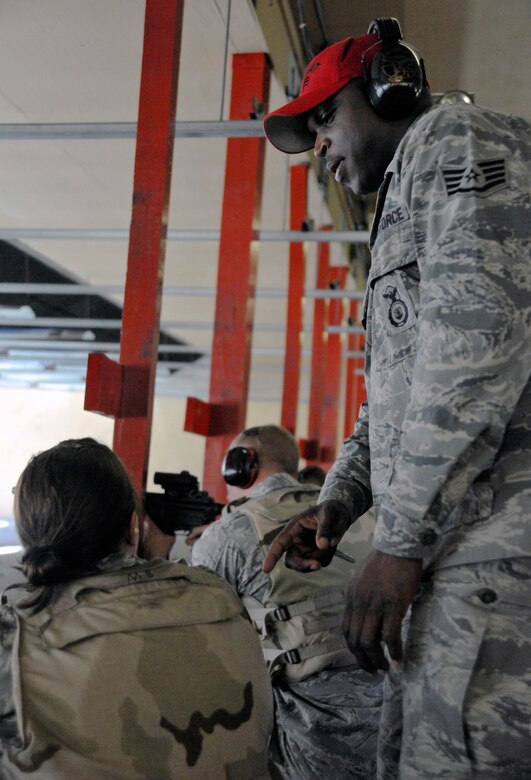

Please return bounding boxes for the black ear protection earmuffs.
[221,447,259,488]
[363,17,427,119]
[221,427,261,488]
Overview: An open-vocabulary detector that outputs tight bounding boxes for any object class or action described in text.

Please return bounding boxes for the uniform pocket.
[370,266,419,372]
[401,566,531,778]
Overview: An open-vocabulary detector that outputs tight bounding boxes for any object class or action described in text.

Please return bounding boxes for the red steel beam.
[319,265,347,467]
[186,53,271,501]
[84,0,184,492]
[299,225,330,462]
[281,163,309,434]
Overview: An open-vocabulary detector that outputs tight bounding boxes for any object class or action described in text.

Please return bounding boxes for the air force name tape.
[378,203,411,233]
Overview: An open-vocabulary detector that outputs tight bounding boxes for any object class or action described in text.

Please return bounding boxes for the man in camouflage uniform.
[261,19,531,780]
[192,425,383,780]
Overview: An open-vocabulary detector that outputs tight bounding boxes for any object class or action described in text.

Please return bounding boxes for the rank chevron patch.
[439,158,507,197]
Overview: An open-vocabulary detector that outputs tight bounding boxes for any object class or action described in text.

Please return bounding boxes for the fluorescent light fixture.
[0,305,36,320]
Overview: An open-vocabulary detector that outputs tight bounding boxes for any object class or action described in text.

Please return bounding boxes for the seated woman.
[0,438,273,780]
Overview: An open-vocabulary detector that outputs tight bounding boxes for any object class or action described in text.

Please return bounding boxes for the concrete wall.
[0,387,309,544]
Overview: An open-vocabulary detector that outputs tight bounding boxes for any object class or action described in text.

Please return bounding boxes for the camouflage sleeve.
[374,107,531,560]
[191,510,270,601]
[190,516,247,594]
[319,400,373,520]
[0,604,19,749]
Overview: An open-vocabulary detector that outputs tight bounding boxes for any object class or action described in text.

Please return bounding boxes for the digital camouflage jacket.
[321,102,531,571]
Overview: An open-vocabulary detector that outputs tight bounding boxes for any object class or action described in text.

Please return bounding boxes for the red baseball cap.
[263,33,380,154]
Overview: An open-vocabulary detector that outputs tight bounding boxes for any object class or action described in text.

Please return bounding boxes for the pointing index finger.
[262,508,321,574]
[262,524,297,573]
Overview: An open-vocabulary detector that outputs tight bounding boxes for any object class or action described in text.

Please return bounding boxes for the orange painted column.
[84,0,184,492]
[185,53,271,501]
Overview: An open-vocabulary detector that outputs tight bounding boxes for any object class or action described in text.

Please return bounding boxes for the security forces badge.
[381,273,417,335]
[383,284,409,327]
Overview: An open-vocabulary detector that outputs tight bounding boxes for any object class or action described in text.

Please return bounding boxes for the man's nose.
[313,132,329,159]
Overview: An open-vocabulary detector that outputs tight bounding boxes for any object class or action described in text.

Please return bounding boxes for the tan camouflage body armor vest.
[237,484,368,683]
[2,558,272,780]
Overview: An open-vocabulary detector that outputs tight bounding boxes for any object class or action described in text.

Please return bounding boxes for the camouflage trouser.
[376,651,403,780]
[379,558,531,780]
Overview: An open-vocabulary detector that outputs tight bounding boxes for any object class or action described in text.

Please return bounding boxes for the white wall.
[1,388,108,521]
[0,384,308,532]
[405,0,531,122]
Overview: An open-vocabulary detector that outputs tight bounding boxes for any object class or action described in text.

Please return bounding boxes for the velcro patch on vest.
[439,158,507,198]
[378,203,410,233]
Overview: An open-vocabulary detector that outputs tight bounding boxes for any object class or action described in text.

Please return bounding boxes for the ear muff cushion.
[221,447,259,488]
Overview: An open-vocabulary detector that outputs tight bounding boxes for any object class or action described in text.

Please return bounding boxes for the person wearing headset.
[261,18,531,780]
[191,425,383,780]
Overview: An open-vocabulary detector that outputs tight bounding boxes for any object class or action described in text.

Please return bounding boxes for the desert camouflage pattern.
[0,553,273,779]
[0,597,18,755]
[192,473,382,779]
[320,102,531,571]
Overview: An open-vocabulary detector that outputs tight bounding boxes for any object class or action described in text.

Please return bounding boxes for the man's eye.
[319,109,335,127]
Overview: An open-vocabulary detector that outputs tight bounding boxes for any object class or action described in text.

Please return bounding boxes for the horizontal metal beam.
[0,283,364,299]
[0,376,324,403]
[0,339,327,358]
[0,368,308,392]
[5,347,119,361]
[0,339,199,353]
[0,120,265,140]
[261,230,370,243]
[0,227,370,243]
[1,317,122,329]
[327,324,365,334]
[0,316,360,334]
[0,355,315,375]
[1,343,365,361]
[0,370,364,398]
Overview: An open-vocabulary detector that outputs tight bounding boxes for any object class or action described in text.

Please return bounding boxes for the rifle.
[144,471,223,535]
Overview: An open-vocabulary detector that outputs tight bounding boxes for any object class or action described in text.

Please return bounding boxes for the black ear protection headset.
[363,18,428,119]
[221,427,260,488]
